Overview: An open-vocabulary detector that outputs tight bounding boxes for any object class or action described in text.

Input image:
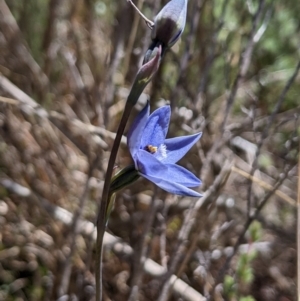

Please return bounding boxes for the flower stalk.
[95,44,161,301]
[95,1,189,299]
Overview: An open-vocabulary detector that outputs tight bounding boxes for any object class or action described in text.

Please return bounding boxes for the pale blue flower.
[127,102,202,197]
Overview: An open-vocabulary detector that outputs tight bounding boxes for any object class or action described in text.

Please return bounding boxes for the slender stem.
[126,0,154,28]
[95,34,161,301]
[95,100,133,301]
[123,0,145,77]
[297,140,300,301]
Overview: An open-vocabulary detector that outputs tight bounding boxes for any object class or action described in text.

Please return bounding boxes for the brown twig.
[157,161,233,301]
[245,58,300,217]
[200,0,269,188]
[215,163,295,286]
[123,0,145,77]
[231,166,296,206]
[57,157,99,296]
[220,0,266,130]
[0,0,49,94]
[126,0,154,28]
[128,187,158,301]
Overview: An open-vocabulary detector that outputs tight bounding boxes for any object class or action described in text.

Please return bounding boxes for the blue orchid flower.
[127,102,202,197]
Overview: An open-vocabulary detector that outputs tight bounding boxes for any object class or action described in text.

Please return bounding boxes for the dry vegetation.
[0,0,299,300]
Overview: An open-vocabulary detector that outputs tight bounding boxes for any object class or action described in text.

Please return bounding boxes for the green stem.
[95,44,161,301]
[95,100,133,301]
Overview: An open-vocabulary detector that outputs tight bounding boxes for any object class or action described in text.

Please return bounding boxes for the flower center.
[145,144,167,160]
[145,145,158,154]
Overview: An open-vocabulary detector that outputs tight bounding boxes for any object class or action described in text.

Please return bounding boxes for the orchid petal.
[127,102,150,157]
[140,106,171,147]
[135,150,168,175]
[163,132,202,164]
[141,173,202,197]
[164,164,202,186]
[136,151,201,187]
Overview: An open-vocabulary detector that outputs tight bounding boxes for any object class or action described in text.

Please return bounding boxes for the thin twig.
[126,0,154,28]
[170,0,203,108]
[42,0,59,76]
[0,0,49,94]
[215,164,294,286]
[0,95,19,105]
[200,0,268,187]
[197,0,230,96]
[221,0,266,130]
[123,0,145,77]
[57,157,99,296]
[157,161,233,301]
[245,59,300,217]
[0,74,41,110]
[231,166,296,206]
[128,187,158,301]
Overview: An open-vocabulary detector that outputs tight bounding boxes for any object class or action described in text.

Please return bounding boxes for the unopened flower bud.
[143,0,187,63]
[128,45,161,105]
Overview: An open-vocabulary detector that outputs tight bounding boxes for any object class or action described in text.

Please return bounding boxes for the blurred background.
[0,0,299,300]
